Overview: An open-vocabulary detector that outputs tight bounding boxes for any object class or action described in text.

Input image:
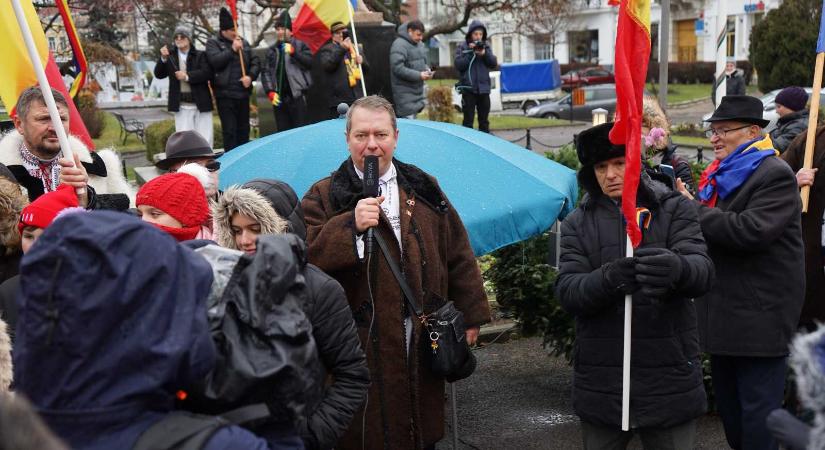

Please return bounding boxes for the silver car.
[703,88,825,132]
[525,84,617,121]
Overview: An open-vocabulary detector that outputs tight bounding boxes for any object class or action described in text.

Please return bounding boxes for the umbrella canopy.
[218,119,578,256]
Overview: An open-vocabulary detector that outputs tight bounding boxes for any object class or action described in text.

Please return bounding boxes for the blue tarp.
[500,59,561,94]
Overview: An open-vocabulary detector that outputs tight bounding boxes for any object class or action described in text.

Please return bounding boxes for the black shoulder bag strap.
[372,232,423,318]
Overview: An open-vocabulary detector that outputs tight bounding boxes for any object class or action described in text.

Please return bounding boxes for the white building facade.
[419,0,782,69]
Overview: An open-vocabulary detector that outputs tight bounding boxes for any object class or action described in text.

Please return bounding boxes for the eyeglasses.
[174,34,188,40]
[173,159,220,173]
[704,124,751,138]
[205,160,221,172]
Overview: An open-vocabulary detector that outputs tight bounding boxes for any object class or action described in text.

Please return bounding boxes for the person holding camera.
[454,21,497,133]
[319,22,368,119]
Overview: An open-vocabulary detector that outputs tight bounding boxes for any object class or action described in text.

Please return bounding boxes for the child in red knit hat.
[18,184,82,254]
[136,172,209,242]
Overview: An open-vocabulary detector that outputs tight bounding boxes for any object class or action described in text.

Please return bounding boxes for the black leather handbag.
[374,233,476,382]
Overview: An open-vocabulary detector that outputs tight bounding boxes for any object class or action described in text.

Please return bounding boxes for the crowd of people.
[0,87,489,450]
[1,8,824,449]
[152,8,496,152]
[557,90,825,450]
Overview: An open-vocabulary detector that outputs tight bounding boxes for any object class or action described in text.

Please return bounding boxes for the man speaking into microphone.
[302,95,490,450]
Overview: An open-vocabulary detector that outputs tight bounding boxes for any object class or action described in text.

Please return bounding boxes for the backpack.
[133,404,270,450]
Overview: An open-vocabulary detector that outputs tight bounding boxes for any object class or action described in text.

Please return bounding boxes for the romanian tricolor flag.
[608,0,650,247]
[0,1,94,149]
[293,0,356,54]
[56,0,87,97]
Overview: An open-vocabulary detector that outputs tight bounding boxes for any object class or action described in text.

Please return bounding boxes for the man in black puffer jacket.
[556,122,714,449]
[211,179,369,450]
[205,7,261,151]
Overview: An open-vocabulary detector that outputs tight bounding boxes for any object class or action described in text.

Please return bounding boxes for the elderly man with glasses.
[155,25,215,147]
[676,95,805,450]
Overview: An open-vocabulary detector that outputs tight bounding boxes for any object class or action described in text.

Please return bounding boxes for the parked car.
[525,84,617,121]
[561,67,615,90]
[702,87,825,133]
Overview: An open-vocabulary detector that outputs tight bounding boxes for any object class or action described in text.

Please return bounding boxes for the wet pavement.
[437,336,728,450]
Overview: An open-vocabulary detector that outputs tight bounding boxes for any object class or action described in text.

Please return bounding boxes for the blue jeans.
[711,355,787,450]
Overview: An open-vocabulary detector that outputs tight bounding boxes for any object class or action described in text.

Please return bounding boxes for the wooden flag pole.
[234,21,248,79]
[347,2,367,97]
[10,0,83,196]
[621,233,632,431]
[801,52,824,213]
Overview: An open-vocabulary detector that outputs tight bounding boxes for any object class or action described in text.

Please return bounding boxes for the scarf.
[20,143,62,193]
[152,222,200,242]
[698,135,778,207]
[345,45,361,88]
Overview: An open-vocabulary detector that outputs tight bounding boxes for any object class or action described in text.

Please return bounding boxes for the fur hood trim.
[0,131,135,206]
[0,177,27,254]
[212,186,289,250]
[790,326,825,449]
[0,317,11,392]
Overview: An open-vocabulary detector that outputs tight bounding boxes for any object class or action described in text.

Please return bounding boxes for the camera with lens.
[342,29,351,40]
[472,40,485,48]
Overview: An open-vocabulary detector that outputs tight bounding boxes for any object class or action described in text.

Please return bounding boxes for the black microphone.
[363,155,379,256]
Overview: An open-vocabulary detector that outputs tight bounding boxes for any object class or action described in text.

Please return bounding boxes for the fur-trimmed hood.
[212,186,289,250]
[790,326,825,449]
[0,131,135,205]
[0,176,27,255]
[0,316,11,392]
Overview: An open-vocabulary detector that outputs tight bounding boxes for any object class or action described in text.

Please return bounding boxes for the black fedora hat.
[706,95,770,128]
[155,130,223,170]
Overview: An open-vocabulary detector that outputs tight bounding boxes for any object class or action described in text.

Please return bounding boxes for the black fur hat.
[219,7,234,31]
[576,122,625,167]
[275,11,292,30]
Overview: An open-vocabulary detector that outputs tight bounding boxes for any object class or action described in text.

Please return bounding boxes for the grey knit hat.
[174,24,192,41]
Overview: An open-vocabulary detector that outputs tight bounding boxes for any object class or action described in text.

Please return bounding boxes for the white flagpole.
[10,0,84,196]
[347,1,367,97]
[713,0,728,107]
[621,233,632,431]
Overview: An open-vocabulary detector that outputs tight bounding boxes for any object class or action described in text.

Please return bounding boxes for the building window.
[48,37,56,51]
[568,30,599,63]
[503,36,513,63]
[449,42,459,66]
[650,23,659,62]
[533,35,554,60]
[726,17,735,57]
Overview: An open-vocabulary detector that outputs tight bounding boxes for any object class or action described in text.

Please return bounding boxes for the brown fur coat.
[302,158,490,450]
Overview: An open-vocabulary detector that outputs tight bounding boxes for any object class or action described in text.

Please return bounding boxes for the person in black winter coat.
[154,24,215,146]
[454,20,497,133]
[711,60,746,105]
[769,86,810,153]
[318,22,368,118]
[676,95,805,450]
[261,11,313,132]
[205,7,261,151]
[212,179,369,450]
[556,122,714,449]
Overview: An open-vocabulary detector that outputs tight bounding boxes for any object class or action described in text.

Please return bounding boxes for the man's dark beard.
[30,138,61,160]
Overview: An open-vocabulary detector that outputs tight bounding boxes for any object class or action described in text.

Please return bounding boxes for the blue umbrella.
[218,119,578,256]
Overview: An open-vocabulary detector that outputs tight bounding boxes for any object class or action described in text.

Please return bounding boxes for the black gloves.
[634,247,683,298]
[603,257,638,295]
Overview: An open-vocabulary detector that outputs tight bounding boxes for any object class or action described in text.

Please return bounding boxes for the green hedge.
[145,119,223,162]
[483,144,581,360]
